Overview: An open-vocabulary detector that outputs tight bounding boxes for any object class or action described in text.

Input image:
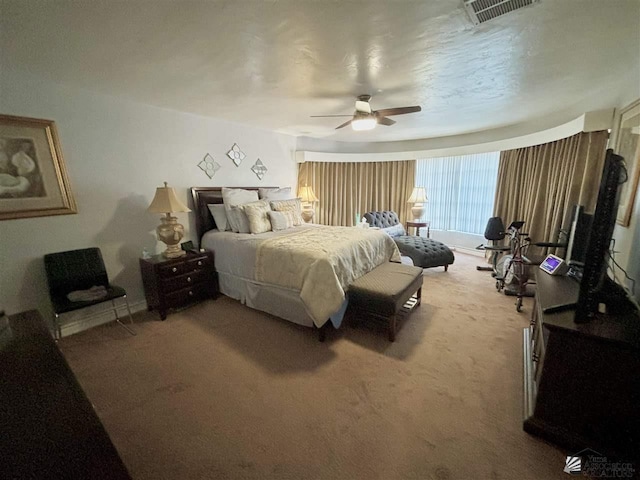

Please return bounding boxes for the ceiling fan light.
[351,117,377,131]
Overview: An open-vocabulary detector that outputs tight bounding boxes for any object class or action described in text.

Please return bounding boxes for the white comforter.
[255,226,400,326]
[201,225,400,326]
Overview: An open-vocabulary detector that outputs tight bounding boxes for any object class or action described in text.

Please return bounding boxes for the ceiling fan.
[311,95,422,131]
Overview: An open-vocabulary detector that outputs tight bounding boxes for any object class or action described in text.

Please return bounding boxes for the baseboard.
[451,245,485,257]
[60,300,147,338]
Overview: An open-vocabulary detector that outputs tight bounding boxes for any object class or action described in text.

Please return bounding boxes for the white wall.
[0,68,297,329]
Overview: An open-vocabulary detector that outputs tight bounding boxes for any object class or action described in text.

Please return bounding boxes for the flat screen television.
[565,204,593,268]
[574,149,635,322]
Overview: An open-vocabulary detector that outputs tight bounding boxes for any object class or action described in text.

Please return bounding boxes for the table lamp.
[147,182,191,258]
[298,185,319,223]
[407,187,428,220]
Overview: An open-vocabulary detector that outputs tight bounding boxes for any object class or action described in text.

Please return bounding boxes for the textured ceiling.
[1,0,639,143]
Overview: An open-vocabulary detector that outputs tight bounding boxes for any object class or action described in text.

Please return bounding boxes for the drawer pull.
[172,267,177,273]
[197,261,203,266]
[187,277,192,283]
[188,291,194,296]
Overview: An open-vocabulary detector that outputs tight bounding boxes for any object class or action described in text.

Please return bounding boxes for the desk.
[0,310,131,479]
[406,221,430,238]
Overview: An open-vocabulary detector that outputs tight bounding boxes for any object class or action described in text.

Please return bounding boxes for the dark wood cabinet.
[523,272,640,461]
[140,250,218,320]
[1,310,131,479]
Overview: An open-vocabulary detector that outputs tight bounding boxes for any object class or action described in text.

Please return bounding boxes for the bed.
[190,187,401,332]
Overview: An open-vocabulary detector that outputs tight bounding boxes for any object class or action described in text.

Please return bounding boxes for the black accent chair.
[44,248,135,339]
[363,211,454,271]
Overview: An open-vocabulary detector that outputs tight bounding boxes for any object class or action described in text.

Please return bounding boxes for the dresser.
[1,310,131,479]
[523,271,640,460]
[140,250,218,320]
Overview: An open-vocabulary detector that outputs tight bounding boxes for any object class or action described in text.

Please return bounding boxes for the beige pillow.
[241,200,272,234]
[270,198,304,226]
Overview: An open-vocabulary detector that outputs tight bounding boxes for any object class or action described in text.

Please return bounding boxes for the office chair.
[44,247,136,339]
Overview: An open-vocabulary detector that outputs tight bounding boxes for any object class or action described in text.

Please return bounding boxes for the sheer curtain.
[297,160,415,226]
[415,152,500,235]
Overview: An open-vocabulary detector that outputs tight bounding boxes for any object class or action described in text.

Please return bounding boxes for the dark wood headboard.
[190,187,276,242]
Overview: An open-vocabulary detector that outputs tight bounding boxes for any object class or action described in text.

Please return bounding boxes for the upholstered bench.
[363,210,455,271]
[348,262,423,342]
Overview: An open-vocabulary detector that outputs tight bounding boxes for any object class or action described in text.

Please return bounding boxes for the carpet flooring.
[60,252,569,479]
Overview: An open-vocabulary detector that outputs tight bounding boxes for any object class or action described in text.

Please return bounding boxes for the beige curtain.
[297,160,416,226]
[493,131,609,250]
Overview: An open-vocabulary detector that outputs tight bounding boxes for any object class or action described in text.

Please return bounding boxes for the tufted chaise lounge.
[363,210,455,271]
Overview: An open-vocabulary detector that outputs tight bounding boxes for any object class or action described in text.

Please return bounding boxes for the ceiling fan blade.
[374,106,421,117]
[335,119,353,129]
[377,116,396,126]
[355,100,372,113]
[310,114,353,117]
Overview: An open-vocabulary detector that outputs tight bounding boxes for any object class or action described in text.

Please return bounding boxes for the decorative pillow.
[207,204,230,231]
[268,210,296,231]
[270,198,304,226]
[241,200,272,234]
[382,224,406,238]
[259,187,293,201]
[221,187,259,233]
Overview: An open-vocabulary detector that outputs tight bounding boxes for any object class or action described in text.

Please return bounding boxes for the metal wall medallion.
[251,158,267,180]
[198,153,221,179]
[226,143,246,167]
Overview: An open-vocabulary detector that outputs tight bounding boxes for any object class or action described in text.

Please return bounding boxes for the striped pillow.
[268,210,296,231]
[269,198,304,226]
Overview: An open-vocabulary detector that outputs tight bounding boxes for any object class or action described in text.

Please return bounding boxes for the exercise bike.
[495,221,532,312]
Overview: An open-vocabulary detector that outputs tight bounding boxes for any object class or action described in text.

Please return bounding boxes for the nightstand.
[139,250,218,320]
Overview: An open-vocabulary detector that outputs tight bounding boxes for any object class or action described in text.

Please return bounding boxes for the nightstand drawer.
[161,270,208,292]
[164,283,211,308]
[158,262,187,277]
[186,255,211,271]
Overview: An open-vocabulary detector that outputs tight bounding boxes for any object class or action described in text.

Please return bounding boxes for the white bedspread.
[255,226,400,326]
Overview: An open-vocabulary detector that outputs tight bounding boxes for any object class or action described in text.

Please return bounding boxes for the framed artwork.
[0,114,77,221]
[614,99,640,226]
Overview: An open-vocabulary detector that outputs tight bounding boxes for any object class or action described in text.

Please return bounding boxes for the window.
[415,152,500,235]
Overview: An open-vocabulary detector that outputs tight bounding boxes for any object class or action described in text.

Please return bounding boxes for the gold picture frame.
[0,114,77,220]
[614,99,640,227]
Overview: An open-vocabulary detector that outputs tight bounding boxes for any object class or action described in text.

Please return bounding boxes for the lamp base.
[157,215,187,258]
[301,206,315,223]
[411,204,425,221]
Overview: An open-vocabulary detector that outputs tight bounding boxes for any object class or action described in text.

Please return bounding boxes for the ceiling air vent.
[463,0,539,25]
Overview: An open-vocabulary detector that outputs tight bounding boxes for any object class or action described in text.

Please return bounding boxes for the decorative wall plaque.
[226,143,246,167]
[198,153,221,179]
[251,158,267,180]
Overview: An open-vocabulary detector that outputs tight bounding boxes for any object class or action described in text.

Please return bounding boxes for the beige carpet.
[60,252,568,480]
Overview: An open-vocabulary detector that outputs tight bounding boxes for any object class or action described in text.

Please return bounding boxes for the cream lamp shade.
[407,187,428,220]
[148,182,191,258]
[298,185,319,223]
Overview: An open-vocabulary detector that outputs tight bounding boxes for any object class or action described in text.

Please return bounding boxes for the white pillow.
[207,204,230,231]
[221,187,259,233]
[259,187,293,201]
[268,210,296,231]
[241,200,272,234]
